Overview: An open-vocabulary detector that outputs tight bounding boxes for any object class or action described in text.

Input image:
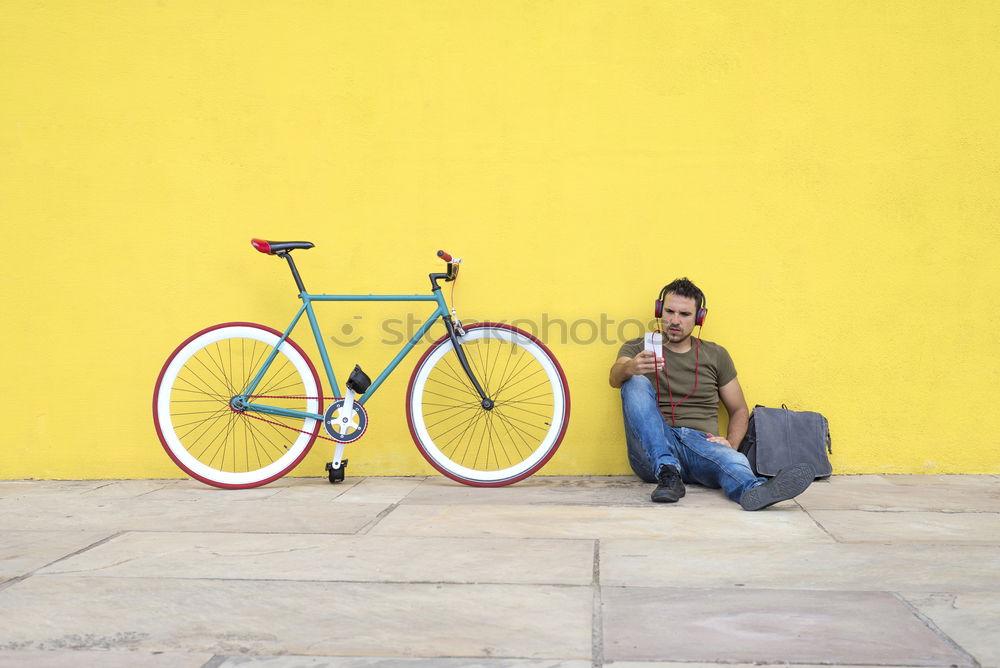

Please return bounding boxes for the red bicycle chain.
[235,394,344,443]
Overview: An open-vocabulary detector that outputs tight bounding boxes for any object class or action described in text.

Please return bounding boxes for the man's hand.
[609,351,663,387]
[705,434,733,448]
[630,350,664,375]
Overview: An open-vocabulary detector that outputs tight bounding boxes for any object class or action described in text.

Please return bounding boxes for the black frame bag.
[738,405,832,479]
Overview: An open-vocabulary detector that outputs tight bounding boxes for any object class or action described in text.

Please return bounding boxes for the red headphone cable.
[654,326,702,427]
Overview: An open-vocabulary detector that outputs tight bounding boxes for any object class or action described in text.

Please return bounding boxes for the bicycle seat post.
[279,252,307,294]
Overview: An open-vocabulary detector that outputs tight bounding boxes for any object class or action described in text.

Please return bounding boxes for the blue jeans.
[621,375,764,503]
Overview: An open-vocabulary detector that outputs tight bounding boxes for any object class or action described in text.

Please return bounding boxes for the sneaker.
[651,465,686,503]
[739,463,815,511]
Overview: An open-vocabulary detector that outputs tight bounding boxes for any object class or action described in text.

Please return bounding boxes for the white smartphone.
[644,332,663,367]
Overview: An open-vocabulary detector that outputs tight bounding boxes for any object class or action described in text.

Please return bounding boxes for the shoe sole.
[739,463,814,511]
[651,489,684,503]
[651,485,686,503]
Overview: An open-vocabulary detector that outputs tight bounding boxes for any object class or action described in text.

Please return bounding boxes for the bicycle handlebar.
[437,250,453,262]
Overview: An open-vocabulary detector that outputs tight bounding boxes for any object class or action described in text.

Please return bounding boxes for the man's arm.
[609,351,661,388]
[706,377,749,449]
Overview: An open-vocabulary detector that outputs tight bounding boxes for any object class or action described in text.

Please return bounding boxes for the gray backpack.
[738,405,832,479]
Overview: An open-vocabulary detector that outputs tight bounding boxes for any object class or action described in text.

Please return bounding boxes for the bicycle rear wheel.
[406,322,570,486]
[153,322,322,489]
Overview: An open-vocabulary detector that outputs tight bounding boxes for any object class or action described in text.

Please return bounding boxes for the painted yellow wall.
[3,1,999,480]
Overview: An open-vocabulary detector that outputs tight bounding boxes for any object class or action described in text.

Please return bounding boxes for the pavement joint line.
[827,541,1000,548]
[39,531,128,568]
[356,501,402,535]
[810,509,1000,515]
[0,530,127,593]
[893,592,982,668]
[29,575,596,588]
[80,482,115,494]
[0,573,32,594]
[800,506,840,542]
[134,483,175,497]
[200,655,227,668]
[95,530,599,543]
[95,529,367,536]
[591,538,604,668]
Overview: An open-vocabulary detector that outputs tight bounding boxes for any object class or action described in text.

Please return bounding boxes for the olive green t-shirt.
[617,337,737,435]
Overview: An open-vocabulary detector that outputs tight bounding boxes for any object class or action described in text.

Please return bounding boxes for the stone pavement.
[1,474,998,667]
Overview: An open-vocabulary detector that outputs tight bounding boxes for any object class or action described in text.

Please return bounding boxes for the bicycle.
[152,239,571,489]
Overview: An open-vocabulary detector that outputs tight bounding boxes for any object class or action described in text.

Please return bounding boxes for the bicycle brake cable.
[449,262,465,336]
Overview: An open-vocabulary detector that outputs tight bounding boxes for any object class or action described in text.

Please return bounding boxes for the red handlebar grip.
[437,250,453,262]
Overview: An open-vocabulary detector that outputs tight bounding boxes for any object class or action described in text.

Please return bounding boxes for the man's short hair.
[662,277,705,313]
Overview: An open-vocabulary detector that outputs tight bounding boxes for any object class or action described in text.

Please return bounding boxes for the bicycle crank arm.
[329,387,356,468]
[338,389,356,437]
[330,443,347,470]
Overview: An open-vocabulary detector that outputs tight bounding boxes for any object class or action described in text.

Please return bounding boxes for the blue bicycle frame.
[237,289,450,423]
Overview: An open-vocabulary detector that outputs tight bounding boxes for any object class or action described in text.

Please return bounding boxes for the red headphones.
[655,285,708,326]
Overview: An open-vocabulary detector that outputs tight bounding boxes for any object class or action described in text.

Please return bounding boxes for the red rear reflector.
[251,239,272,254]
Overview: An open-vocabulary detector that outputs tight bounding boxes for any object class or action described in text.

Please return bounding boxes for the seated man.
[609,278,813,510]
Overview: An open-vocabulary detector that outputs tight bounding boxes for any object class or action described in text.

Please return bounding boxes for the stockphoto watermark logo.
[328,313,656,347]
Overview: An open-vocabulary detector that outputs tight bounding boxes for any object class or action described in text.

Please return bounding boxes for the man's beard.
[664,329,691,344]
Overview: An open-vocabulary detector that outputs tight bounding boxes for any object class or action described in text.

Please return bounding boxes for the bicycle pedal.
[326,459,348,483]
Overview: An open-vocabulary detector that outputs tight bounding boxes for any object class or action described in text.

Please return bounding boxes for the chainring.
[323,398,369,443]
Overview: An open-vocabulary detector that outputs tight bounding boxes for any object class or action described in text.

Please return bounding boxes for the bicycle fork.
[444,317,494,410]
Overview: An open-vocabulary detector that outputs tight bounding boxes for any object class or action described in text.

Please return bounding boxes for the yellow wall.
[3,1,999,480]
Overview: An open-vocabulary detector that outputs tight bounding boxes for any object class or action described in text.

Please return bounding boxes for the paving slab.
[263,477,363,500]
[0,496,388,534]
[38,532,595,585]
[798,475,1000,512]
[606,663,932,668]
[369,504,832,541]
[601,587,972,665]
[0,480,119,497]
[401,476,732,508]
[0,650,211,667]
[2,475,997,666]
[0,577,593,659]
[331,477,425,505]
[129,478,352,501]
[214,658,591,667]
[809,509,1000,544]
[600,539,1000,591]
[904,592,1000,668]
[0,530,112,579]
[882,474,1000,487]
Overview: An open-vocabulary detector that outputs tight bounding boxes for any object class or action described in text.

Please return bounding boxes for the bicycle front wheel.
[153,323,323,489]
[406,322,570,486]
